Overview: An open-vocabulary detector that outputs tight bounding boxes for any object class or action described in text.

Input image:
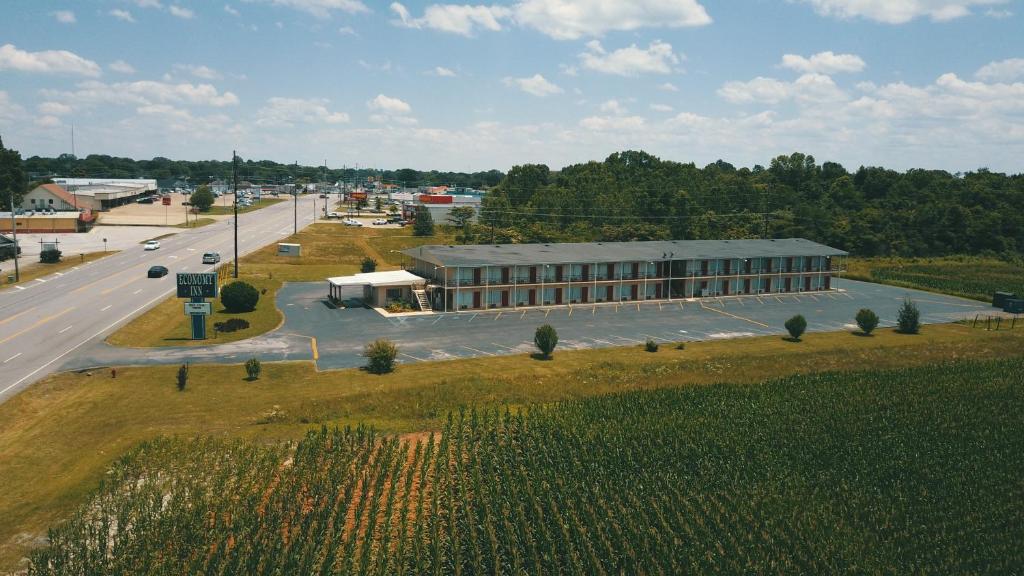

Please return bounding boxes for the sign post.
[177,272,218,340]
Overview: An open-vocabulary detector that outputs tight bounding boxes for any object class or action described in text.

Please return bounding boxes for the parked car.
[342,219,363,227]
[137,196,155,204]
[202,252,221,264]
[147,265,168,278]
[318,194,328,198]
[143,240,161,250]
[372,218,388,225]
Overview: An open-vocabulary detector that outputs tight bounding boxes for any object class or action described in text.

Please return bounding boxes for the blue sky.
[1,0,1022,172]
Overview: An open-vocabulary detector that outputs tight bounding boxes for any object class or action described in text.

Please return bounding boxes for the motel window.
[386,288,402,300]
[49,199,54,205]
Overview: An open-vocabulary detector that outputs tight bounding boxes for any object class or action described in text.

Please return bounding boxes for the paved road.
[64,278,991,373]
[0,195,318,403]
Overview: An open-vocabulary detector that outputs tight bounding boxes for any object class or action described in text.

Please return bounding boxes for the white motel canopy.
[327,270,427,288]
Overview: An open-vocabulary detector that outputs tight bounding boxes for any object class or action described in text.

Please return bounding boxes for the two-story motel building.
[400,238,847,312]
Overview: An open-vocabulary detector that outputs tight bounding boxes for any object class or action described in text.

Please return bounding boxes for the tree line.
[479,151,1024,257]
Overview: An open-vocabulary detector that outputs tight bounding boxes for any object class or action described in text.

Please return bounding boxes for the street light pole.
[293,186,298,235]
[8,188,18,282]
[233,150,239,278]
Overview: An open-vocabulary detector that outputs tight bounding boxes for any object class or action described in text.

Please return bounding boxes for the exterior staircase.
[413,289,431,311]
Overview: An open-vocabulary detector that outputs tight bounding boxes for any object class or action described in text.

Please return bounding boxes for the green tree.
[0,135,27,211]
[244,358,261,380]
[361,257,377,273]
[785,314,807,341]
[855,308,880,335]
[447,206,476,243]
[374,196,383,212]
[534,324,558,359]
[413,205,434,236]
[190,185,215,212]
[897,298,921,334]
[365,339,397,374]
[39,249,62,263]
[176,363,189,392]
[220,281,260,312]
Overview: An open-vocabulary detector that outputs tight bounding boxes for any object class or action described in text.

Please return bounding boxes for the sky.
[0,0,1022,173]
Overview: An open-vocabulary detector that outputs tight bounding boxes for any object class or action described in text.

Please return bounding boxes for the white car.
[343,219,363,227]
[326,211,342,219]
[143,240,161,250]
[372,218,388,225]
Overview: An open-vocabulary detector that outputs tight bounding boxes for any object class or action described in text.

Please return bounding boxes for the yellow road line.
[0,306,76,346]
[311,337,319,360]
[0,308,33,327]
[100,276,140,295]
[700,303,770,328]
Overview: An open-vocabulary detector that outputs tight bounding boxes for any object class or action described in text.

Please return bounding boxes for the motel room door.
[501,290,509,307]
[554,288,563,305]
[528,289,537,306]
[472,291,481,309]
[804,276,812,291]
[825,276,831,290]
[581,286,589,303]
[784,277,792,292]
[630,284,639,300]
[606,285,614,301]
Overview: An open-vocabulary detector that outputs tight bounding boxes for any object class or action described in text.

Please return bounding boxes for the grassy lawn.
[174,217,216,229]
[0,251,114,290]
[1,323,1022,571]
[204,197,286,216]
[106,224,453,347]
[846,255,1024,303]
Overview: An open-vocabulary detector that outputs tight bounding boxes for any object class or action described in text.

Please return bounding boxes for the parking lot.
[280,278,990,370]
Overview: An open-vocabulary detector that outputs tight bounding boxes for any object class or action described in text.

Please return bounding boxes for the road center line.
[58,325,73,334]
[3,353,22,363]
[101,305,112,312]
[0,306,76,346]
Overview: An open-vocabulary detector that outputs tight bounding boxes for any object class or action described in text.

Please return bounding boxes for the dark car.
[147,265,169,278]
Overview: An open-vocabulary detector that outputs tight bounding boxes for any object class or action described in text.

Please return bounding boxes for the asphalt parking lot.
[279,278,990,370]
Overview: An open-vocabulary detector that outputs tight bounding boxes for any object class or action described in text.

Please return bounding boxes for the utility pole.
[233,150,239,278]
[293,184,298,235]
[8,187,18,282]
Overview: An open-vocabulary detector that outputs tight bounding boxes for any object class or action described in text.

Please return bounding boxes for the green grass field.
[847,256,1024,303]
[27,356,1024,574]
[0,251,113,290]
[205,197,286,216]
[3,324,1023,571]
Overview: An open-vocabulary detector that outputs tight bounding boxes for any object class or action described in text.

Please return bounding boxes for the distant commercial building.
[402,238,847,312]
[401,194,482,224]
[51,178,157,210]
[14,183,96,232]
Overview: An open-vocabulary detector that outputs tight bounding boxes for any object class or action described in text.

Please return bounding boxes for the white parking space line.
[611,334,643,343]
[187,248,196,251]
[54,272,64,277]
[34,278,46,283]
[101,305,112,311]
[462,345,494,356]
[3,353,22,364]
[133,289,142,295]
[399,351,428,362]
[639,333,672,342]
[490,342,517,350]
[585,337,616,345]
[14,285,26,290]
[58,325,73,334]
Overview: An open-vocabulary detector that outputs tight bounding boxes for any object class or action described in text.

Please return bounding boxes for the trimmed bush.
[855,308,880,335]
[785,314,807,341]
[645,339,659,352]
[897,298,921,334]
[220,281,259,313]
[214,318,250,333]
[176,363,188,392]
[361,257,377,273]
[39,248,61,264]
[365,339,397,374]
[675,342,686,350]
[245,358,261,380]
[534,324,558,359]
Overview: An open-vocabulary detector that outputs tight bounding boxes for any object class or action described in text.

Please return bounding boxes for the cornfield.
[853,257,1024,303]
[30,357,1024,575]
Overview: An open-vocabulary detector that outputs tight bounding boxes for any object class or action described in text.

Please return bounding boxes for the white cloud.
[35,115,62,128]
[255,97,349,127]
[358,59,393,72]
[267,0,369,19]
[52,10,76,24]
[367,94,412,114]
[337,25,357,35]
[432,66,457,77]
[42,80,239,108]
[109,60,136,74]
[0,91,25,123]
[391,2,511,36]
[110,9,136,22]
[650,103,674,112]
[514,0,712,39]
[580,40,680,76]
[718,74,848,105]
[579,115,647,131]
[224,4,240,16]
[975,58,1024,82]
[0,44,101,77]
[133,0,163,8]
[796,0,1009,23]
[599,99,627,114]
[174,64,221,80]
[390,0,711,39]
[168,5,195,19]
[38,101,73,116]
[781,51,866,74]
[659,82,679,92]
[503,74,563,97]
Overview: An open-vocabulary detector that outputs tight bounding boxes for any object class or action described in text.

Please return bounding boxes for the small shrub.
[220,281,259,312]
[897,298,921,334]
[675,342,686,350]
[785,314,807,341]
[361,257,377,273]
[855,308,880,335]
[39,249,61,264]
[245,358,261,380]
[365,339,397,374]
[534,324,558,359]
[645,339,659,352]
[176,363,189,391]
[214,318,250,333]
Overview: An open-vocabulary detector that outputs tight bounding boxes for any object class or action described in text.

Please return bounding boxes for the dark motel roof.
[403,238,848,268]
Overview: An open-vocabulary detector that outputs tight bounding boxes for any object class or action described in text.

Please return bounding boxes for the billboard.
[176,272,218,298]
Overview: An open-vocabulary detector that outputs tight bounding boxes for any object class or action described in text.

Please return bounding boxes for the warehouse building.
[401,238,847,312]
[51,178,157,210]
